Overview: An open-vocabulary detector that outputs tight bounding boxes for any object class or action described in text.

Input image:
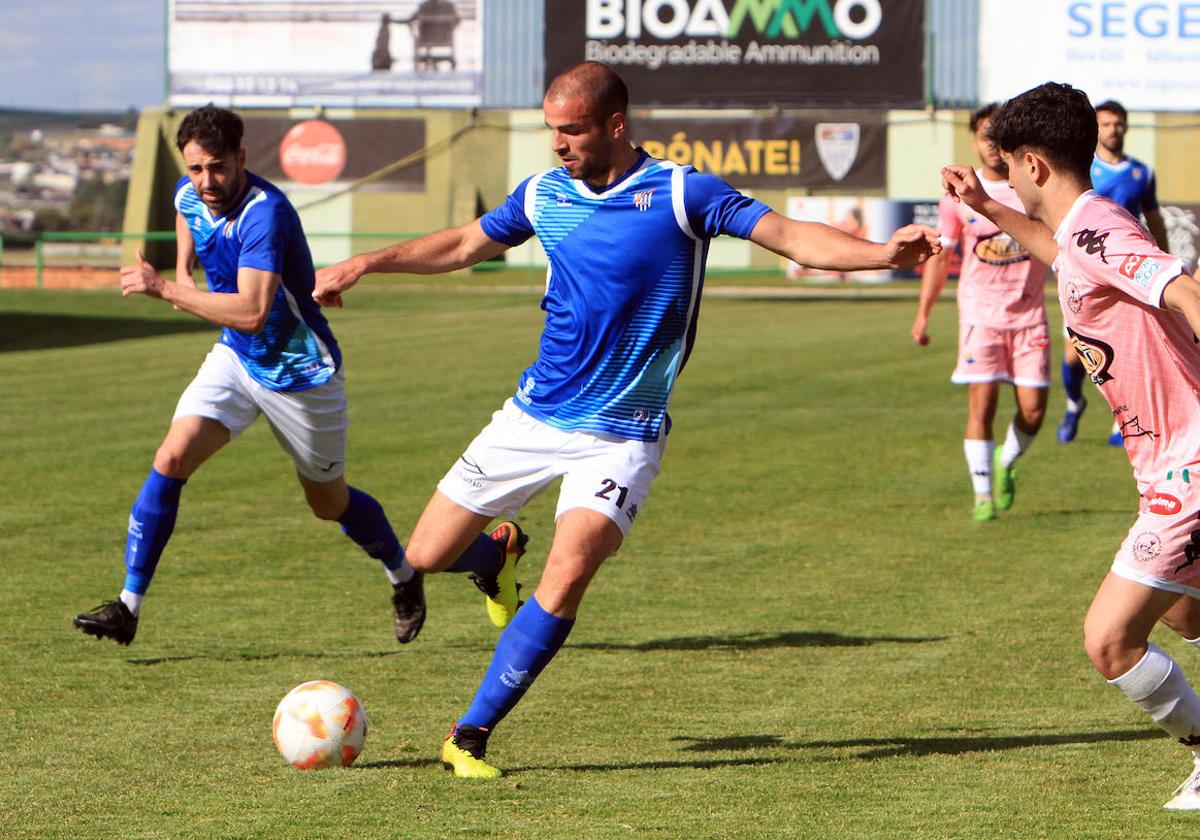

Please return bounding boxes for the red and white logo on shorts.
[1146,491,1183,516]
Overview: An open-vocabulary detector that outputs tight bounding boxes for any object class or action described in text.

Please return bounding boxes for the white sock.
[1066,395,1086,414]
[999,421,1036,469]
[964,439,993,498]
[387,560,416,586]
[1109,644,1200,748]
[119,589,143,616]
[1186,636,1200,648]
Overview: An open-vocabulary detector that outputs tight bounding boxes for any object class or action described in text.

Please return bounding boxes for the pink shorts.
[951,322,1050,387]
[1111,471,1200,598]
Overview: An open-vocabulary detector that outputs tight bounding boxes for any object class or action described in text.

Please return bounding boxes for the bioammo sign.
[546,0,925,107]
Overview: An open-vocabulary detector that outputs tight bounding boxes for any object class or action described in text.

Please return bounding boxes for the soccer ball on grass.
[272,680,368,769]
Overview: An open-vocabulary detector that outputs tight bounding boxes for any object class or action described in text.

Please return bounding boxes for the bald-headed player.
[315,61,940,779]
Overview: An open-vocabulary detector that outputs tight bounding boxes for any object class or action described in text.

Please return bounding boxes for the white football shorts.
[437,399,666,538]
[173,342,348,482]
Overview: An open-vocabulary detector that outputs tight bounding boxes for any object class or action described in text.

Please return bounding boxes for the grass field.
[3,281,1198,838]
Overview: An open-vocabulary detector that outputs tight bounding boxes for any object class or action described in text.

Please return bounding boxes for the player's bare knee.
[1083,623,1139,679]
[403,539,451,573]
[152,447,190,479]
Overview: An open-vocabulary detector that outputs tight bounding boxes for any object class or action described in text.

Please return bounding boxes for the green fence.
[0,230,425,289]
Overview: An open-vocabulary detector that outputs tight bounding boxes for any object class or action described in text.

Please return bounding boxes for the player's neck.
[584,144,641,191]
[1041,178,1092,231]
[1095,147,1125,165]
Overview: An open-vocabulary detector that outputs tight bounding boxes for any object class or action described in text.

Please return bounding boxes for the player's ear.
[610,112,627,142]
[237,147,246,169]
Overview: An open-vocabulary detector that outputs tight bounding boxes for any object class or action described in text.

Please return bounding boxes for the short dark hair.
[1094,99,1128,121]
[176,104,244,155]
[545,61,629,119]
[989,83,1096,182]
[969,103,1000,134]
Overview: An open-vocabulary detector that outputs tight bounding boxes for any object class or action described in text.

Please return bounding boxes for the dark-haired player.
[315,60,941,779]
[912,103,1049,521]
[72,105,435,647]
[1058,99,1170,445]
[944,82,1200,810]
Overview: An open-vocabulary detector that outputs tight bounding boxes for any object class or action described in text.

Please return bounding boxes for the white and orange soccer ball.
[272,680,368,770]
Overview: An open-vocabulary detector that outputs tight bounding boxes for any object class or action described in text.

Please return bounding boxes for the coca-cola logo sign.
[279,120,346,185]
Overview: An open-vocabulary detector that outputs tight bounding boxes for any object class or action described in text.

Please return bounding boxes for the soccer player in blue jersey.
[1058,99,1171,446]
[72,105,431,646]
[315,61,941,778]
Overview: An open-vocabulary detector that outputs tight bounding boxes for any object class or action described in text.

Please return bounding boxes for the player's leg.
[1058,342,1087,443]
[422,400,561,627]
[953,323,1003,520]
[994,325,1050,510]
[1092,494,1200,808]
[73,416,231,645]
[74,344,255,645]
[441,428,661,778]
[1085,574,1200,808]
[296,471,425,642]
[443,508,622,779]
[259,369,424,642]
[964,381,999,521]
[1160,596,1200,644]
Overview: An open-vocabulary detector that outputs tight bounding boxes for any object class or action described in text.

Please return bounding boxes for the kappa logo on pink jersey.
[1147,492,1184,516]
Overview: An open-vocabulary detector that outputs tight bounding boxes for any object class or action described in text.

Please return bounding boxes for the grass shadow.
[798,728,1163,759]
[126,649,405,666]
[571,630,947,652]
[1,312,211,352]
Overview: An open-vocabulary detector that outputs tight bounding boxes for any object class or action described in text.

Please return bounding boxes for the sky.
[0,1,165,112]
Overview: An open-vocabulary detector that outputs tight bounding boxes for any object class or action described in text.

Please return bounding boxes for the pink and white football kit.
[940,177,1046,386]
[941,174,1049,386]
[1053,190,1199,594]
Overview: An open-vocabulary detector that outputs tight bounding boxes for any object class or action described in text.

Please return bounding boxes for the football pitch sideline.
[1,285,1195,838]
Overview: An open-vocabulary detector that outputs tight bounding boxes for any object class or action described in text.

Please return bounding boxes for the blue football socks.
[122,469,187,596]
[338,486,406,572]
[445,532,502,577]
[460,596,575,730]
[1062,358,1085,404]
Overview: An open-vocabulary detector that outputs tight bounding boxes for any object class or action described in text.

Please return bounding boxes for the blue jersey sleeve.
[237,202,287,275]
[682,171,772,240]
[480,177,535,246]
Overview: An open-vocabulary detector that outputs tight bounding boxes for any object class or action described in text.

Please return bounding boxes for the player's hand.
[119,250,166,299]
[911,315,930,346]
[883,224,941,269]
[942,165,989,211]
[313,259,362,308]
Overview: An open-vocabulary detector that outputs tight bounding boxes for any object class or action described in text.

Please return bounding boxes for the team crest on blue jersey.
[633,189,655,211]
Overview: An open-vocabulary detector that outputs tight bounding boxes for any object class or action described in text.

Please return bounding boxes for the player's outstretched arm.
[748,211,941,272]
[941,165,1058,266]
[1145,208,1170,253]
[912,246,950,346]
[120,250,279,333]
[313,219,510,307]
[174,212,198,290]
[1161,273,1200,333]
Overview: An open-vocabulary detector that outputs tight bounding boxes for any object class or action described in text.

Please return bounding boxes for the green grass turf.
[2,284,1198,838]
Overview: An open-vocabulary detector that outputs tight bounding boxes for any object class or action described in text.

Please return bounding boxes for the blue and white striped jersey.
[480,152,770,442]
[1090,154,1159,219]
[174,172,340,392]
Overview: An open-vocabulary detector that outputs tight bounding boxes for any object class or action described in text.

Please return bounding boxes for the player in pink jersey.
[943,82,1200,810]
[912,104,1049,521]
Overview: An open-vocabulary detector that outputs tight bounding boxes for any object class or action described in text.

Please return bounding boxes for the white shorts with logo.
[1111,469,1200,599]
[173,342,348,482]
[437,399,666,538]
